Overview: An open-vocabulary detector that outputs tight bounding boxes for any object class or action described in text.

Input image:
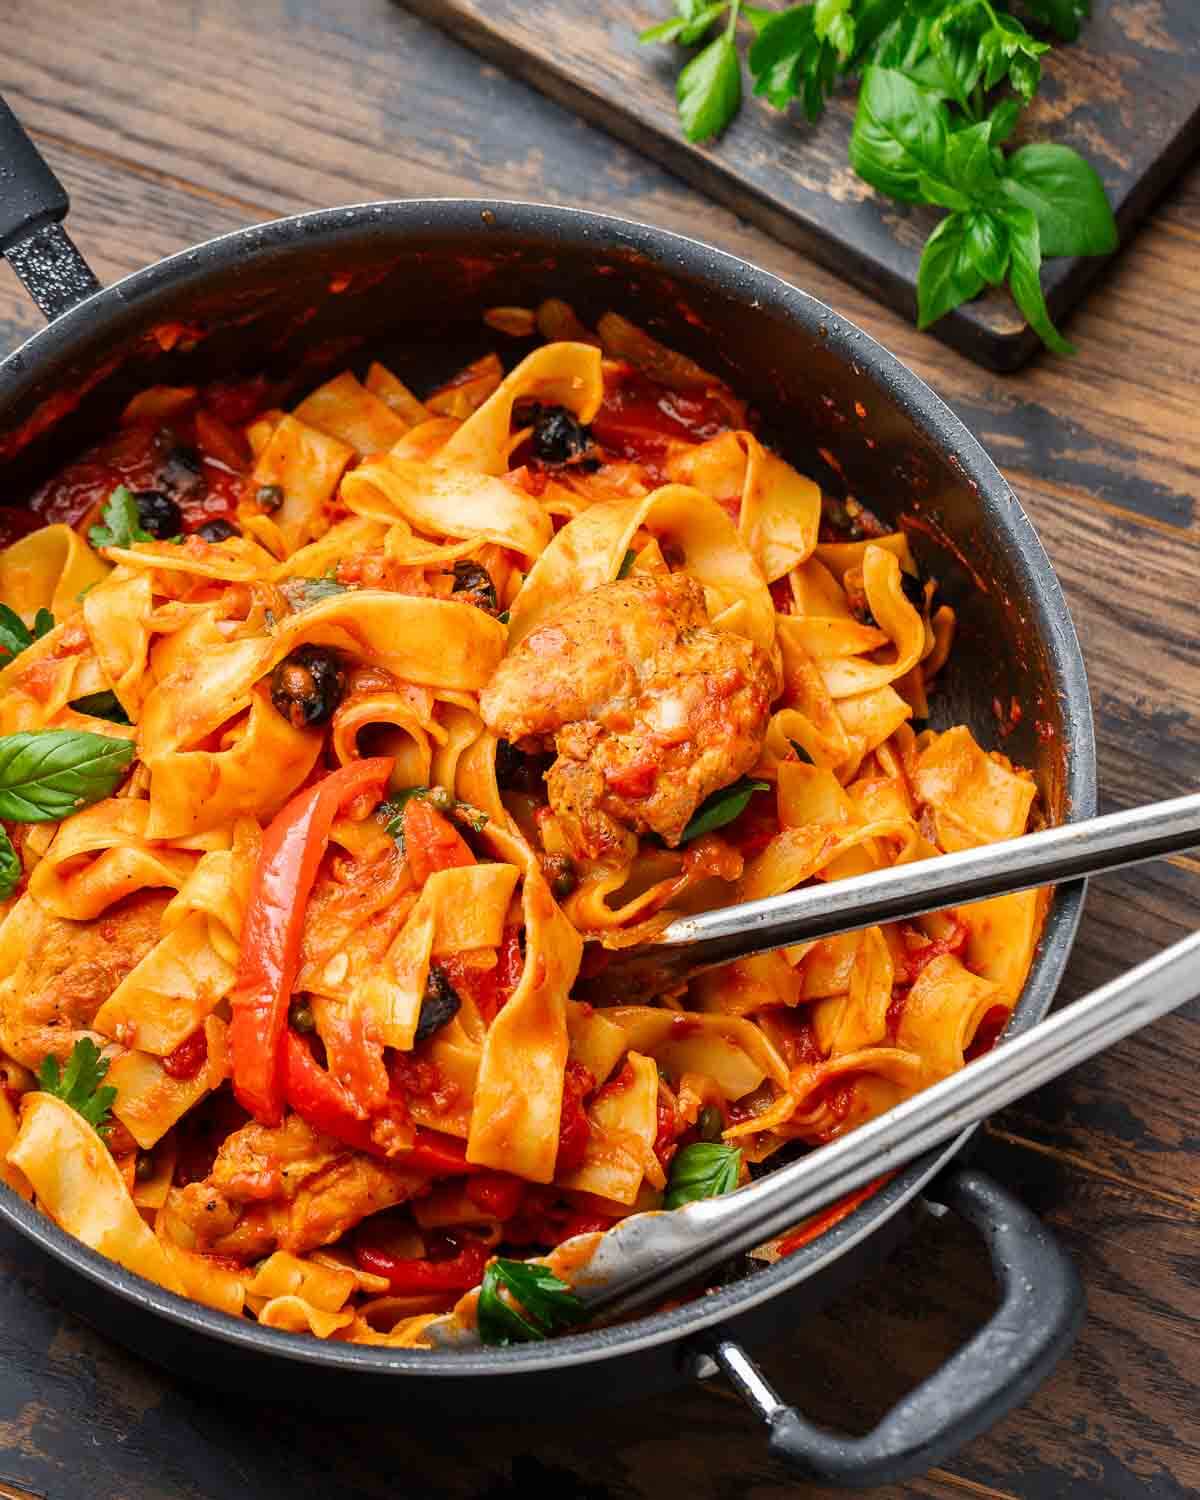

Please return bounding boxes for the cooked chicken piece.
[0,890,170,1069]
[166,1113,429,1259]
[480,572,779,857]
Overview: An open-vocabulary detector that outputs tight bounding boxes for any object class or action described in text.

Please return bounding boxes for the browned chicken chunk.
[165,1114,429,1259]
[0,890,170,1069]
[480,572,779,858]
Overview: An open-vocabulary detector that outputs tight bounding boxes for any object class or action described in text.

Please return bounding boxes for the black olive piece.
[542,853,577,901]
[451,559,499,615]
[495,738,524,788]
[698,1105,725,1142]
[270,645,346,728]
[900,569,927,610]
[160,444,204,497]
[289,999,316,1033]
[495,738,551,793]
[414,964,461,1043]
[197,517,241,542]
[256,483,285,512]
[531,405,595,465]
[132,488,184,540]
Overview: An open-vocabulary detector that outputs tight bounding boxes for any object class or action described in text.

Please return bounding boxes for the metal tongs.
[429,792,1200,1344]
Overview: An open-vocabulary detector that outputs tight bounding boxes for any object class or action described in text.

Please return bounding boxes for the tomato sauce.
[592,370,733,477]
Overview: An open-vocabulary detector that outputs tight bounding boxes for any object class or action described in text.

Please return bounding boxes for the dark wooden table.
[0,3,1197,1497]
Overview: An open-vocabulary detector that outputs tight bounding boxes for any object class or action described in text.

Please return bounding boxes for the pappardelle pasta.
[0,305,1044,1346]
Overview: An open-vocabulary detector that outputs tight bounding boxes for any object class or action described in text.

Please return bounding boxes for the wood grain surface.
[403,0,1200,371]
[0,2,1198,1497]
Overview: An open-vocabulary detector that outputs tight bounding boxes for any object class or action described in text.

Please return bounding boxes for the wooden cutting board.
[403,0,1200,371]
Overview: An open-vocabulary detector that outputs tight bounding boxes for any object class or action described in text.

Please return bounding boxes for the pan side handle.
[689,1167,1083,1490]
[0,94,101,320]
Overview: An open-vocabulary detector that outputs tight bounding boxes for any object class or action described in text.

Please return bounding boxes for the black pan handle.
[0,93,101,319]
[691,1166,1083,1490]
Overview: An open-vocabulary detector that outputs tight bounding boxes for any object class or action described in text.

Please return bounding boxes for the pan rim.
[0,197,1096,1375]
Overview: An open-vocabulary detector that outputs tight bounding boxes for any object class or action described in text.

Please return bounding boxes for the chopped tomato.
[162,1027,208,1081]
[466,1172,526,1220]
[402,798,475,886]
[654,1093,683,1170]
[555,1060,594,1173]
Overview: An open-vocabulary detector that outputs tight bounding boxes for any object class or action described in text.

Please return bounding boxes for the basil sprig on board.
[665,1141,743,1208]
[477,1257,588,1345]
[0,604,54,663]
[638,0,1117,352]
[37,1037,117,1134]
[0,730,135,823]
[681,776,769,843]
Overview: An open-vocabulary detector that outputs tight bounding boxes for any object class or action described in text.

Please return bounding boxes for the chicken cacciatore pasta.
[0,304,1043,1347]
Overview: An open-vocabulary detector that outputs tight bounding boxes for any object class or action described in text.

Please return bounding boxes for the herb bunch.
[639,0,1117,351]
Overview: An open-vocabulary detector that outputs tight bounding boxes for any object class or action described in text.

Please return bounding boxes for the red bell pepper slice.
[284,1032,481,1175]
[355,1239,489,1295]
[465,1171,526,1220]
[229,757,393,1124]
[402,797,474,886]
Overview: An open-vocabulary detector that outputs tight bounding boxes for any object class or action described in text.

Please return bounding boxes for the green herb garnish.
[0,604,54,663]
[788,738,814,765]
[664,1141,743,1208]
[638,0,1117,352]
[68,690,132,725]
[379,785,489,849]
[0,829,20,901]
[616,548,639,580]
[0,730,135,822]
[680,776,769,842]
[37,1037,117,1134]
[279,576,350,612]
[477,1257,588,1346]
[88,486,153,549]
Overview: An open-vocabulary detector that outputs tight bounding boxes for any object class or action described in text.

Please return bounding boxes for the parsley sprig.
[37,1037,117,1134]
[477,1257,588,1345]
[639,0,1117,351]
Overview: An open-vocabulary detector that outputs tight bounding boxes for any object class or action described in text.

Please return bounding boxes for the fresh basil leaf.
[681,776,770,842]
[279,575,350,612]
[986,95,1022,144]
[999,143,1117,258]
[813,0,854,60]
[1004,206,1075,355]
[665,1141,742,1208]
[88,486,153,550]
[0,827,20,900]
[617,548,639,580]
[917,212,987,329]
[677,31,742,141]
[0,603,32,661]
[849,67,953,205]
[849,0,910,61]
[32,608,54,641]
[740,3,777,35]
[0,730,136,822]
[944,120,998,195]
[37,1037,117,1134]
[477,1257,587,1346]
[1019,0,1089,43]
[640,2,728,46]
[749,6,837,121]
[68,690,132,725]
[963,208,1010,283]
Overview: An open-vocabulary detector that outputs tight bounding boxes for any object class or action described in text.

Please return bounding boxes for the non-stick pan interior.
[0,201,1094,1382]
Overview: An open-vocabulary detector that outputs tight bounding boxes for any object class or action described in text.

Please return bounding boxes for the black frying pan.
[0,94,1096,1489]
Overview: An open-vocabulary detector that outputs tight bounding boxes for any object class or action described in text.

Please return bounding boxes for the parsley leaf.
[1020,0,1090,43]
[279,576,350,612]
[0,730,135,822]
[640,0,729,45]
[477,1257,587,1346]
[379,785,489,845]
[37,1037,117,1134]
[665,1141,743,1208]
[0,827,20,901]
[0,604,54,662]
[748,6,838,121]
[677,18,743,142]
[88,486,153,550]
[680,776,770,842]
[68,690,132,725]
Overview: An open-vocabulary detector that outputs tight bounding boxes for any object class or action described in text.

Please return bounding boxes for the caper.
[270,646,346,728]
[451,560,499,615]
[543,853,577,900]
[135,1151,156,1181]
[698,1105,725,1142]
[289,999,316,1033]
[256,483,284,512]
[197,517,241,542]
